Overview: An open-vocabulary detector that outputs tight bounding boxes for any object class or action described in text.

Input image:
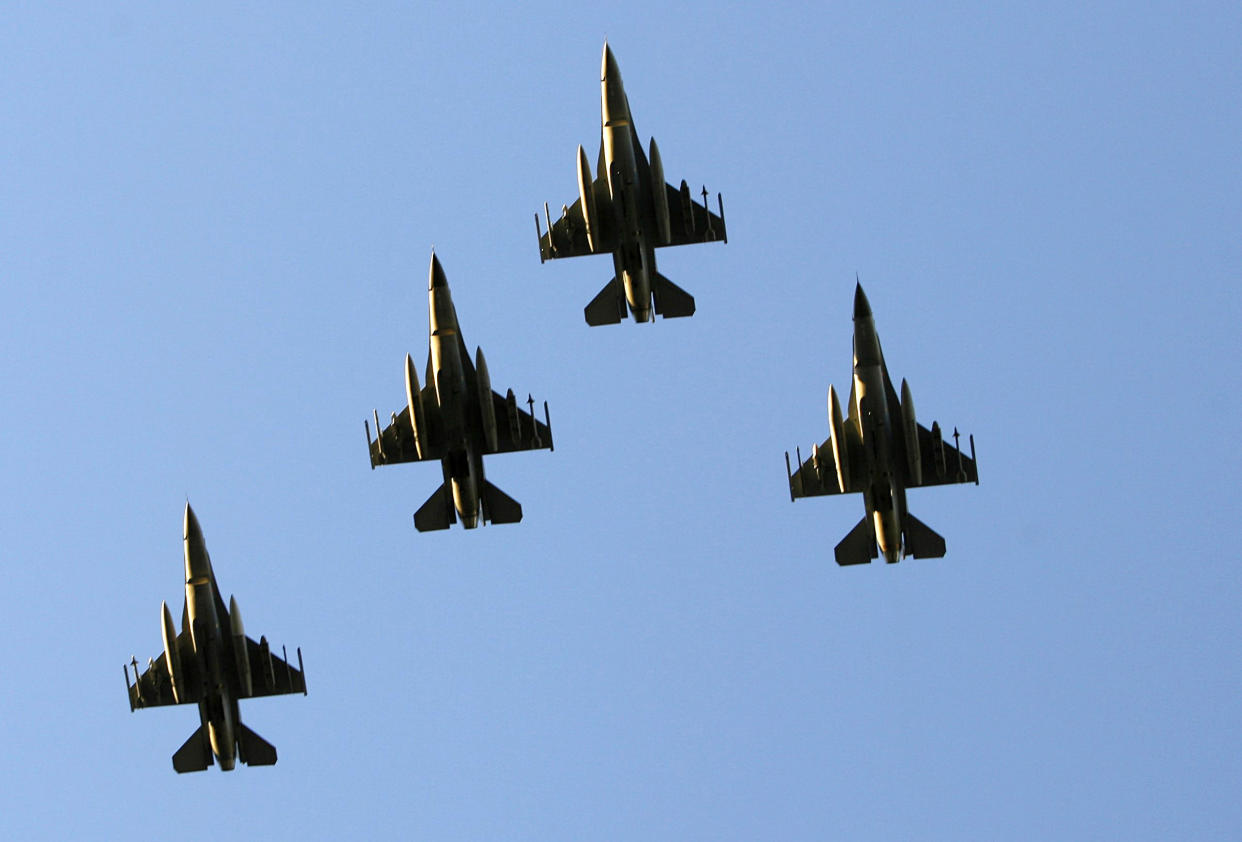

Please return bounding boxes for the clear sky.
[2,2,1240,839]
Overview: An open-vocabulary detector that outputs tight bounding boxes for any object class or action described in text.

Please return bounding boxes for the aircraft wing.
[788,438,849,499]
[659,180,726,247]
[537,181,617,261]
[242,635,307,698]
[912,423,979,487]
[368,382,444,467]
[487,390,553,454]
[126,634,200,710]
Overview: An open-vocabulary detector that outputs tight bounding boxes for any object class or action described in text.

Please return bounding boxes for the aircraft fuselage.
[183,507,238,770]
[429,267,484,527]
[851,300,908,564]
[601,47,656,322]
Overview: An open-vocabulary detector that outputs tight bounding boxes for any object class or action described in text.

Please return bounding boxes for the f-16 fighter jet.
[784,283,979,566]
[535,42,727,326]
[123,503,306,772]
[365,253,554,530]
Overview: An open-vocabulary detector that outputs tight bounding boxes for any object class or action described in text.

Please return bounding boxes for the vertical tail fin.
[172,724,213,773]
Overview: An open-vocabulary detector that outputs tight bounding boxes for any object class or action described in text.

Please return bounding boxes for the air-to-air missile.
[123,504,306,772]
[784,283,979,565]
[365,252,553,530]
[535,42,727,325]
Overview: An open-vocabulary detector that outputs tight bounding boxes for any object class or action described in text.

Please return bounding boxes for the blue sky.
[2,2,1240,839]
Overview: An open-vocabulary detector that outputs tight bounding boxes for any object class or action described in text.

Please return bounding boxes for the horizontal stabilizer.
[585,277,626,326]
[651,272,695,319]
[172,724,212,773]
[414,482,455,532]
[834,517,878,567]
[237,722,278,767]
[481,480,522,525]
[903,512,946,559]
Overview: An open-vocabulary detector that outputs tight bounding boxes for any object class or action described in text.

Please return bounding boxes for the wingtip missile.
[364,418,377,469]
[534,212,546,262]
[124,661,136,711]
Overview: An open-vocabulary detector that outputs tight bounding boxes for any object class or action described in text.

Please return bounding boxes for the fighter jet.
[365,252,554,530]
[535,42,727,325]
[123,504,306,772]
[784,283,979,565]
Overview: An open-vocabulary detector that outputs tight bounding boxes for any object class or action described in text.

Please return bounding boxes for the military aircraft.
[535,42,727,325]
[365,253,554,530]
[784,283,979,565]
[124,504,306,772]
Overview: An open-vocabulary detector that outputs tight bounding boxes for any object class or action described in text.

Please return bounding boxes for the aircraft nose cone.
[601,42,620,82]
[428,251,448,290]
[183,502,202,542]
[853,281,872,320]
